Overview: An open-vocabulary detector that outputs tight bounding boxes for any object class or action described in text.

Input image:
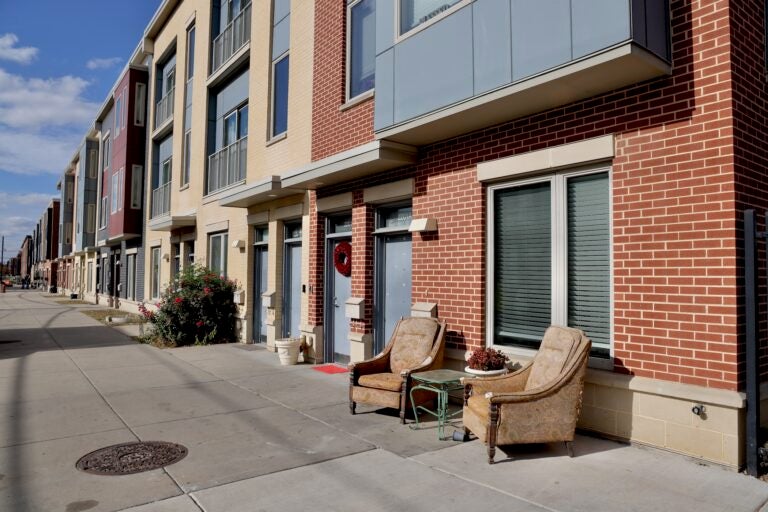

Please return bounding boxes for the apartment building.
[93,64,150,310]
[36,199,60,291]
[137,0,317,355]
[265,0,768,469]
[20,235,32,279]
[29,0,768,470]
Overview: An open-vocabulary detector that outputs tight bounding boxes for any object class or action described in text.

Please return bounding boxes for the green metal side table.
[409,369,469,440]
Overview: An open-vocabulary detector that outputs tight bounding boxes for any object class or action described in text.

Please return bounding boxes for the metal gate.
[744,209,767,476]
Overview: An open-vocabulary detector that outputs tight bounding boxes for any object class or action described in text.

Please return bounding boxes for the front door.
[282,222,302,338]
[374,205,413,354]
[325,214,353,363]
[252,227,268,343]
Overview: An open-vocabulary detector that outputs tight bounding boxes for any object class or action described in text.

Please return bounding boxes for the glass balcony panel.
[211,3,252,73]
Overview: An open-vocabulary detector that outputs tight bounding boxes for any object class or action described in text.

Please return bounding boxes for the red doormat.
[312,364,348,374]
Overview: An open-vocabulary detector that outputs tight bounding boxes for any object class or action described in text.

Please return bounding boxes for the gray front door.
[375,233,412,353]
[283,242,302,338]
[327,238,352,363]
[252,245,268,343]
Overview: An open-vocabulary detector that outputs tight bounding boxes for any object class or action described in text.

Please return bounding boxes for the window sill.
[491,343,613,371]
[340,90,374,112]
[179,184,190,192]
[266,132,287,147]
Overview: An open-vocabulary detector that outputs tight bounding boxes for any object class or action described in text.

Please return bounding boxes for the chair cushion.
[358,372,403,392]
[389,318,439,374]
[525,326,581,391]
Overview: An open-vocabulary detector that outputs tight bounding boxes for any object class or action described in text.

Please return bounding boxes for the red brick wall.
[309,1,742,390]
[729,0,768,382]
[311,0,375,161]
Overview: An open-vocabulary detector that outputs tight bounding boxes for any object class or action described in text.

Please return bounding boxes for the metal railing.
[207,136,247,194]
[211,3,252,73]
[151,181,171,218]
[154,87,175,130]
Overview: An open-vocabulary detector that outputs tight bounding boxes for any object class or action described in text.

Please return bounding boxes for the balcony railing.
[151,182,171,219]
[211,3,252,74]
[207,136,247,194]
[154,87,175,130]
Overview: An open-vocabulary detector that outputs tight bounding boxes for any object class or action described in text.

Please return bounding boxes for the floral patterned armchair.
[461,326,591,463]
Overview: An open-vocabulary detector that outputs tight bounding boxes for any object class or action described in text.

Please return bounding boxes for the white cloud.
[0,192,57,209]
[0,34,38,65]
[0,68,99,130]
[86,57,121,70]
[0,67,99,176]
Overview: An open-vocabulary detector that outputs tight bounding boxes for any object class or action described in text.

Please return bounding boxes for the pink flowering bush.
[139,265,238,346]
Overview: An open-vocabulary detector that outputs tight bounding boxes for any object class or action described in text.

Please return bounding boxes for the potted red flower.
[465,346,509,376]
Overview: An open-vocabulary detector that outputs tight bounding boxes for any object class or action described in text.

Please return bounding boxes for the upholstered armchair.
[461,326,591,463]
[349,317,447,423]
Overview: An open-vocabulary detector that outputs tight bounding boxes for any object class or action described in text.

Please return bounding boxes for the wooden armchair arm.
[487,352,588,405]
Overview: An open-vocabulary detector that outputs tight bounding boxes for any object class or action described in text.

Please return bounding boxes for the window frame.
[269,52,289,140]
[150,246,161,300]
[111,171,119,214]
[486,165,614,367]
[208,232,229,277]
[126,253,136,300]
[395,0,472,41]
[346,0,376,103]
[131,165,143,209]
[134,83,146,127]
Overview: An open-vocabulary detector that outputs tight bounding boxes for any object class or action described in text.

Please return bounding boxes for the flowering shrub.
[139,265,239,347]
[466,347,509,371]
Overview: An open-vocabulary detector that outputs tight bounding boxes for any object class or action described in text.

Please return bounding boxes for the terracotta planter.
[464,366,508,376]
[275,338,302,365]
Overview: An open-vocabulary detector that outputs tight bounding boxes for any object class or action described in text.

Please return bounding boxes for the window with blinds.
[493,181,551,349]
[491,170,610,357]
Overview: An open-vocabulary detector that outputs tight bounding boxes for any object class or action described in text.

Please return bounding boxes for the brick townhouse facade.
[22,0,768,470]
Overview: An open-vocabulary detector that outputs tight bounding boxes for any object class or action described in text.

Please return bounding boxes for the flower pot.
[275,338,302,365]
[464,366,508,376]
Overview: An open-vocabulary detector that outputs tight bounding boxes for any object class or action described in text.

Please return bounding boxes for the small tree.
[139,265,239,346]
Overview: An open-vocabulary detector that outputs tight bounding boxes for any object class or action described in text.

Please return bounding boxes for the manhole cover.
[76,441,188,475]
[0,340,21,344]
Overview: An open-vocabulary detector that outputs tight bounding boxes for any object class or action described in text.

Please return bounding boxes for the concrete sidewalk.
[0,290,765,512]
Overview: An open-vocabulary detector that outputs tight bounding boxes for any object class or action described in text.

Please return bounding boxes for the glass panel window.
[172,243,181,279]
[186,26,196,80]
[208,233,229,277]
[224,111,238,147]
[111,173,119,213]
[271,55,289,138]
[377,205,412,229]
[254,226,269,243]
[131,165,142,209]
[348,0,376,100]
[490,170,610,357]
[151,247,161,299]
[329,215,353,234]
[134,83,146,127]
[165,68,175,96]
[161,157,172,184]
[237,105,248,138]
[102,135,111,172]
[400,0,462,35]
[182,130,191,186]
[126,254,136,300]
[114,94,123,137]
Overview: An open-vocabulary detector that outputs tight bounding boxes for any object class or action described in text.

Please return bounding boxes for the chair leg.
[488,403,499,464]
[565,441,574,457]
[349,401,356,415]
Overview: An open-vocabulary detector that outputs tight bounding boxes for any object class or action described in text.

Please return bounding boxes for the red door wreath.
[333,241,352,276]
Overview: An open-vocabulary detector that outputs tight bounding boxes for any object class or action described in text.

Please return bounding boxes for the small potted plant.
[465,346,509,376]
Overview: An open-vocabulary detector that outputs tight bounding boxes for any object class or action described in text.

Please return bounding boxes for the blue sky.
[0,0,161,260]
